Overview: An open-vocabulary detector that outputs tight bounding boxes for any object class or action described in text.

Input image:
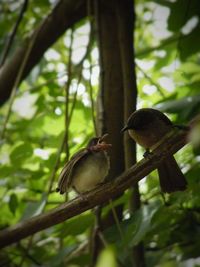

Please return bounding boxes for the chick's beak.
[98,133,109,143]
[92,133,112,151]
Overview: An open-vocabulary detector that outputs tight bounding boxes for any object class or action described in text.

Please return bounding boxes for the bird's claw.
[143,150,153,159]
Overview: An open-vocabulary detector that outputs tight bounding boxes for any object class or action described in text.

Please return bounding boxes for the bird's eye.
[98,139,106,145]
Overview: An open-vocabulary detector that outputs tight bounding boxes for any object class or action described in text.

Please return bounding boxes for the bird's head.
[87,134,112,152]
[121,109,158,132]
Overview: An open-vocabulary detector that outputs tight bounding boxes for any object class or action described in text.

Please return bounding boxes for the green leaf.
[126,202,158,247]
[48,245,77,266]
[21,193,47,220]
[191,73,200,83]
[179,26,200,60]
[181,62,200,74]
[105,202,159,247]
[57,213,95,236]
[9,193,18,215]
[96,247,117,267]
[167,0,200,32]
[10,143,33,165]
[155,94,200,120]
[68,253,91,266]
[0,166,14,179]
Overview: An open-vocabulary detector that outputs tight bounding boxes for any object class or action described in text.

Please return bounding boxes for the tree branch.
[0,0,87,105]
[0,128,188,248]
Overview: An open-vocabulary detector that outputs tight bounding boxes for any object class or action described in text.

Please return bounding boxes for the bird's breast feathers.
[72,151,109,193]
[128,129,158,149]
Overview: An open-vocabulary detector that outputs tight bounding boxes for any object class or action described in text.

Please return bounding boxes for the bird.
[121,108,187,193]
[56,134,111,195]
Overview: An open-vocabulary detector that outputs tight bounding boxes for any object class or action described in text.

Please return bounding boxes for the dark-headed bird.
[122,108,187,193]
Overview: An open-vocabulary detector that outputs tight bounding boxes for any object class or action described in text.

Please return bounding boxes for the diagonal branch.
[0,0,87,105]
[0,128,188,248]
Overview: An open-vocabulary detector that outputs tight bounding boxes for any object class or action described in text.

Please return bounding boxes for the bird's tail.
[157,156,187,193]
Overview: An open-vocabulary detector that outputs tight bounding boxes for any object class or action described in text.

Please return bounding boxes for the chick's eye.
[96,138,101,144]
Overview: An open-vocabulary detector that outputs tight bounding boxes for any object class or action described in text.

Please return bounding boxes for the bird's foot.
[174,124,190,131]
[143,149,153,159]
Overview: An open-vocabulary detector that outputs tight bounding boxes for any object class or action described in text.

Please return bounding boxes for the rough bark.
[115,1,145,266]
[91,1,125,264]
[98,0,125,180]
[116,0,137,168]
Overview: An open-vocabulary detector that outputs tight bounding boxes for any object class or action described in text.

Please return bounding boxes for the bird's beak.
[121,125,129,133]
[99,133,109,143]
[93,133,111,151]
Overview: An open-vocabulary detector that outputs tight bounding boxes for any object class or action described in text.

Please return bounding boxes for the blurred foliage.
[0,0,200,266]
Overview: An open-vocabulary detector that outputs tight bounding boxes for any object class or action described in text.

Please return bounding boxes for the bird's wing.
[56,148,89,194]
[150,108,173,126]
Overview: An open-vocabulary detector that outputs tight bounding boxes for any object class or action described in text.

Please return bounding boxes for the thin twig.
[47,131,69,195]
[65,240,88,264]
[65,28,74,161]
[18,48,75,260]
[136,33,187,58]
[17,242,41,266]
[0,22,42,140]
[18,30,75,260]
[18,236,34,266]
[55,21,95,188]
[0,0,29,67]
[16,71,67,95]
[109,200,124,241]
[94,0,106,135]
[66,29,94,127]
[88,23,97,135]
[136,63,166,98]
[48,24,94,194]
[98,231,108,247]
